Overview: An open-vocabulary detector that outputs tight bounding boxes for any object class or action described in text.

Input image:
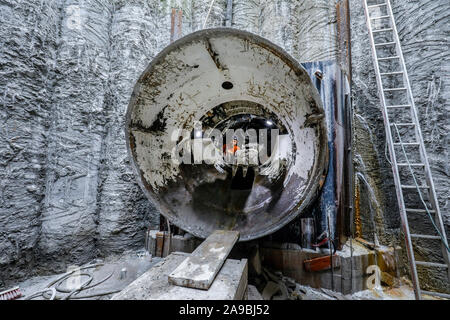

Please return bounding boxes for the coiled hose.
[25,263,120,300]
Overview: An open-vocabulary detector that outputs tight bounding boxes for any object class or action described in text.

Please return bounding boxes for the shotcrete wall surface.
[1,0,446,292]
[0,0,338,287]
[350,0,449,292]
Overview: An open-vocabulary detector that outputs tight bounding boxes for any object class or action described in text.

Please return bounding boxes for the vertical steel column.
[336,0,354,248]
[170,8,183,43]
[225,0,233,27]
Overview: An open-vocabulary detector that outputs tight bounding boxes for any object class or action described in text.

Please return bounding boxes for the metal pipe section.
[126,28,328,241]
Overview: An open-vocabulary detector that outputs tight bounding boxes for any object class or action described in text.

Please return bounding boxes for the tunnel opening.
[199,100,290,164]
[231,167,255,190]
[188,101,291,202]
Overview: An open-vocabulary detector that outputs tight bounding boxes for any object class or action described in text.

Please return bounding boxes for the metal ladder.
[362,0,450,299]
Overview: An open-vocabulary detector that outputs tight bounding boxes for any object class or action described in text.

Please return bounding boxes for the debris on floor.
[8,246,447,301]
[247,284,263,300]
[251,266,443,300]
[0,287,22,300]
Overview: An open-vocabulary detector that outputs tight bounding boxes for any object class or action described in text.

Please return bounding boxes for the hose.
[42,289,121,300]
[45,263,103,288]
[55,273,92,293]
[24,262,116,300]
[41,270,116,300]
[55,271,114,293]
[65,289,121,299]
[25,287,56,300]
[62,275,93,300]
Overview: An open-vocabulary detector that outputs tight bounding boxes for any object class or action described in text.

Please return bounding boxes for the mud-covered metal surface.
[270,60,350,248]
[126,28,328,241]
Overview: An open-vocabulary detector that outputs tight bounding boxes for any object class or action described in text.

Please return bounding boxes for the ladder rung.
[372,28,393,33]
[378,56,400,61]
[393,142,419,146]
[410,234,441,240]
[375,41,396,47]
[390,123,415,126]
[421,290,450,299]
[368,3,387,9]
[384,87,407,91]
[380,71,403,76]
[401,185,429,189]
[405,208,435,214]
[397,163,424,167]
[415,261,448,268]
[387,104,410,108]
[371,15,390,20]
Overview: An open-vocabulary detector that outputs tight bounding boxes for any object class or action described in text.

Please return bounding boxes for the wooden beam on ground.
[155,231,165,257]
[168,230,240,290]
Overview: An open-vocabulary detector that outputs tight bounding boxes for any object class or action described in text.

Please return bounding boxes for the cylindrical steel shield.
[126,28,328,241]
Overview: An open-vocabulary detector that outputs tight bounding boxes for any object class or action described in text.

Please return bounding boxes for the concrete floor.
[16,249,162,300]
[13,247,444,300]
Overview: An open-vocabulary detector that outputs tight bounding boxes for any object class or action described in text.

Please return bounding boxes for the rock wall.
[0,0,447,292]
[232,0,338,62]
[0,0,60,284]
[350,0,449,292]
[0,0,338,287]
[39,0,111,273]
[97,0,161,256]
[0,0,231,288]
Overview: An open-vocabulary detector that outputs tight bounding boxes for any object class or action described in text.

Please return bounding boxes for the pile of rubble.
[250,267,350,300]
[249,266,435,300]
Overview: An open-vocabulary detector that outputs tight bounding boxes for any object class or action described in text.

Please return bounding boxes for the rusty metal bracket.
[336,0,352,81]
[304,255,341,272]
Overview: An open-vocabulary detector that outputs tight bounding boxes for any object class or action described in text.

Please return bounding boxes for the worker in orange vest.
[223,136,240,155]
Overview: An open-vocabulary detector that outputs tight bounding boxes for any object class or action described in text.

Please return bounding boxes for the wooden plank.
[304,254,341,272]
[147,230,202,257]
[168,230,239,290]
[155,231,165,257]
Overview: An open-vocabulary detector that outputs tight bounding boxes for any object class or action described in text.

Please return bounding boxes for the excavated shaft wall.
[350,0,449,293]
[1,0,447,291]
[0,0,338,287]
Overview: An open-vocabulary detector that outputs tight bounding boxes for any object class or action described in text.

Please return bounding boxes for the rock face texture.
[39,0,111,274]
[350,0,449,292]
[0,0,230,288]
[233,0,338,62]
[0,0,60,285]
[0,0,447,293]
